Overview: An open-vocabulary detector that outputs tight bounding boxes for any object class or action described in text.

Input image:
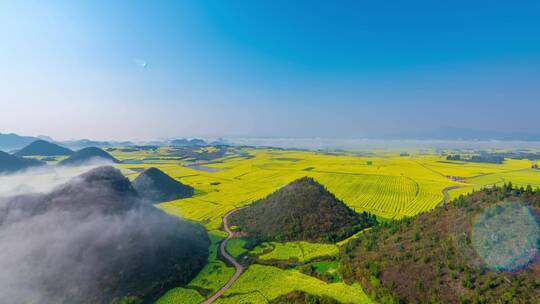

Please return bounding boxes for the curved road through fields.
[201,208,245,304]
[440,185,462,206]
[200,183,459,304]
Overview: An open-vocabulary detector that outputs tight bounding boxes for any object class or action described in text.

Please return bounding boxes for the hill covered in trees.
[0,166,209,304]
[0,150,44,173]
[446,154,505,164]
[59,147,120,166]
[15,140,73,156]
[133,167,194,203]
[341,185,540,304]
[229,177,376,243]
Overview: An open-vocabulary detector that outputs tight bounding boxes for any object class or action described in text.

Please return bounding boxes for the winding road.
[440,185,462,206]
[199,168,462,303]
[201,208,245,304]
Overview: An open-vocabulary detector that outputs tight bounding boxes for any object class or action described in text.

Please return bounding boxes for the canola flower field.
[111,147,540,303]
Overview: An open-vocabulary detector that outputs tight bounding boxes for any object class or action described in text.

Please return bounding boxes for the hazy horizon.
[1,1,539,140]
[6,133,540,152]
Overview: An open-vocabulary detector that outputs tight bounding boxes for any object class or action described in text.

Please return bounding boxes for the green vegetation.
[298,261,341,283]
[446,154,504,164]
[341,185,540,304]
[213,292,268,304]
[59,146,120,165]
[14,139,73,156]
[0,150,44,173]
[226,238,249,258]
[216,265,372,304]
[256,241,339,263]
[105,146,540,303]
[271,290,342,304]
[229,177,377,243]
[156,288,204,304]
[154,149,465,225]
[184,231,235,297]
[132,167,194,203]
[0,166,210,303]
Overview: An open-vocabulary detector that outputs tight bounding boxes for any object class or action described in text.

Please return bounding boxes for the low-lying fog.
[223,138,540,150]
[0,161,111,197]
[0,161,208,303]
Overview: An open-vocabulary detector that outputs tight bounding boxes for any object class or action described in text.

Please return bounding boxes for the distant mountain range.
[0,133,40,151]
[383,127,540,141]
[169,138,206,147]
[3,128,540,153]
[0,133,211,151]
[14,140,73,156]
[0,133,132,151]
[61,139,135,150]
[0,141,120,172]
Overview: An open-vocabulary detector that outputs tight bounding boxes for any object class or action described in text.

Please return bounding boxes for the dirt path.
[200,208,245,304]
[439,185,462,206]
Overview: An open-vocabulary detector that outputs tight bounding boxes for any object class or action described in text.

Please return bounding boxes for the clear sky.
[1,0,539,140]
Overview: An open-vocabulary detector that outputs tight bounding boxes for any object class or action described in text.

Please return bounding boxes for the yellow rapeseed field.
[111,147,540,303]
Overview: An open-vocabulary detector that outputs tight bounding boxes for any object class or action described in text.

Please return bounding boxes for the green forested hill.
[59,147,120,165]
[229,177,376,243]
[15,140,73,156]
[341,185,540,304]
[0,150,44,173]
[132,167,194,203]
[0,166,209,304]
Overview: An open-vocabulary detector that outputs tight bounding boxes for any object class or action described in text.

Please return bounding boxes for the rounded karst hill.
[48,166,139,214]
[58,147,120,166]
[15,140,73,156]
[0,165,209,304]
[132,167,194,203]
[229,176,377,243]
[0,150,44,173]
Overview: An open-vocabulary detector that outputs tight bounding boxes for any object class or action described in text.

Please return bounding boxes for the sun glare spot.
[472,202,540,271]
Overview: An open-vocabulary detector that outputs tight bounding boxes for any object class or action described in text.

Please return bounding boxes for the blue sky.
[1,0,539,140]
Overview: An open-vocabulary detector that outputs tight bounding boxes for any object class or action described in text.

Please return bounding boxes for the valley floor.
[111,147,540,303]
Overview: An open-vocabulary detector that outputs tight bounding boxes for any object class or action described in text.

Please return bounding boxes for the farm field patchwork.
[156,288,204,304]
[255,241,338,263]
[146,149,471,222]
[186,231,235,298]
[215,265,372,304]
[108,147,540,303]
[225,238,249,258]
[447,169,540,199]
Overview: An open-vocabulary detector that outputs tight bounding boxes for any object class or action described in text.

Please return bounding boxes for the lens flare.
[472,202,540,271]
[134,58,148,68]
